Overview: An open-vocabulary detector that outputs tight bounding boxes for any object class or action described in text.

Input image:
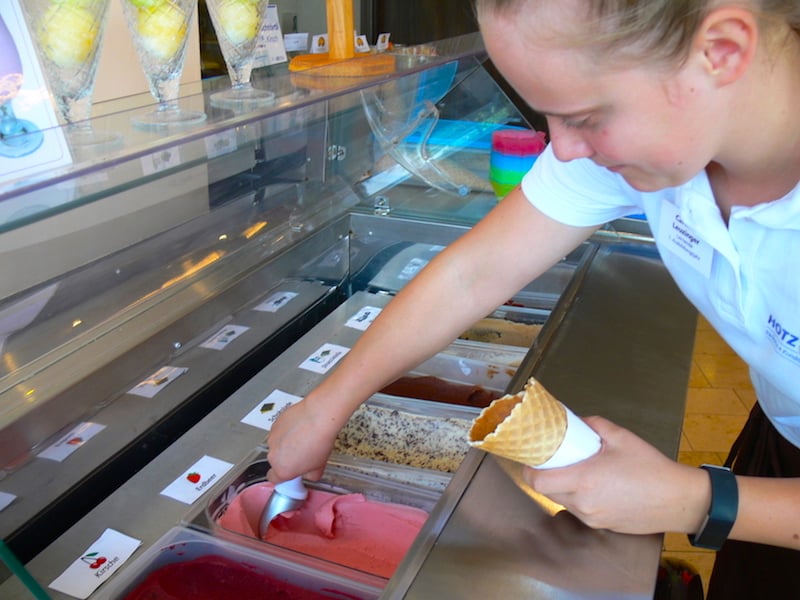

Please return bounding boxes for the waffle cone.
[468,377,567,466]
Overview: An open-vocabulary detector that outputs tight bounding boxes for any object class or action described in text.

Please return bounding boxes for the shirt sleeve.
[520,145,643,227]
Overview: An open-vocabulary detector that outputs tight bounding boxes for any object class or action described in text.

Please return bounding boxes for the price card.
[141,147,181,175]
[376,33,391,51]
[128,366,187,398]
[253,291,298,313]
[49,529,141,599]
[200,324,249,350]
[0,492,16,512]
[160,455,234,505]
[205,129,238,159]
[253,4,287,67]
[38,422,106,462]
[241,389,302,431]
[345,306,382,331]
[298,343,349,374]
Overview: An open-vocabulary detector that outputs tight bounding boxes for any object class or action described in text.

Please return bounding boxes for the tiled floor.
[660,315,755,597]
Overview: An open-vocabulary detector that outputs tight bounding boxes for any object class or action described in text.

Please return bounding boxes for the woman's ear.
[695,7,758,86]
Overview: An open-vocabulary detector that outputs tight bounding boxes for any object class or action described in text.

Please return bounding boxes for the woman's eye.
[563,116,594,130]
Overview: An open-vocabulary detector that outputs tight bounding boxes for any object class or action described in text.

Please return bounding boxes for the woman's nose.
[547,120,594,162]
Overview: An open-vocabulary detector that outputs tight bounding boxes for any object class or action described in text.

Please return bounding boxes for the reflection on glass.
[206,0,274,110]
[121,0,206,128]
[23,0,119,149]
[0,13,43,158]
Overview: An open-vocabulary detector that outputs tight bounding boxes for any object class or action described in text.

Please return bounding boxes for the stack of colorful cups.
[489,128,548,199]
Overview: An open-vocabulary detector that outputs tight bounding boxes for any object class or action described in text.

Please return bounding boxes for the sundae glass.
[205,0,274,110]
[23,0,118,148]
[0,13,43,158]
[121,0,206,128]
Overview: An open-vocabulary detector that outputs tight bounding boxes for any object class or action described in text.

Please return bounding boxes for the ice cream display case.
[0,32,697,600]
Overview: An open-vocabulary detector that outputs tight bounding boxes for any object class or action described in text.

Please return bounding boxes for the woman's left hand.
[523,416,709,535]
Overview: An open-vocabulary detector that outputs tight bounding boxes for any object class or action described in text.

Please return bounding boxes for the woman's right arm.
[266,189,599,482]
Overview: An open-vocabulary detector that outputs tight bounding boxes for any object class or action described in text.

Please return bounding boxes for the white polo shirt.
[522,146,800,448]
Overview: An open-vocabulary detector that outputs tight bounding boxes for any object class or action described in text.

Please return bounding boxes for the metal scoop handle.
[257,476,307,538]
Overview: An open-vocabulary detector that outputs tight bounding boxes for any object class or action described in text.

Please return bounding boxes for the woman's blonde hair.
[474,0,800,66]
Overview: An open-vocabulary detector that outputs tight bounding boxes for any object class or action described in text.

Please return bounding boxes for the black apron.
[706,403,800,599]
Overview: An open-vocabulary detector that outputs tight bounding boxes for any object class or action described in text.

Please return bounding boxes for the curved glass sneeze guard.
[0,32,523,472]
[0,33,489,230]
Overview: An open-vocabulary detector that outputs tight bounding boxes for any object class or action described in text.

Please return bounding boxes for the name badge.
[659,202,713,278]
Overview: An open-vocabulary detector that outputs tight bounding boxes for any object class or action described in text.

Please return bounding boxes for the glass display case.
[0,30,518,563]
[0,32,697,600]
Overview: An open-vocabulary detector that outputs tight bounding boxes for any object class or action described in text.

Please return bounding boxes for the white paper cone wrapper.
[535,406,601,469]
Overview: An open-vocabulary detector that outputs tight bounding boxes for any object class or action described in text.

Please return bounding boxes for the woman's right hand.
[266,395,342,483]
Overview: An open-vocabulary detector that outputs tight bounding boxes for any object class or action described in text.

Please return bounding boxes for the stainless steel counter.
[0,224,696,600]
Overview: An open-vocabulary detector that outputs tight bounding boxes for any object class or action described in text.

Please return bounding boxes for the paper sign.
[241,389,302,431]
[253,290,298,313]
[141,147,181,175]
[252,4,287,67]
[398,258,428,280]
[311,34,328,54]
[0,492,16,512]
[128,366,187,398]
[345,306,382,331]
[376,33,391,51]
[200,324,249,350]
[160,455,233,505]
[355,35,370,53]
[38,422,106,462]
[283,32,308,52]
[49,529,141,599]
[0,3,72,192]
[298,343,349,374]
[205,129,238,159]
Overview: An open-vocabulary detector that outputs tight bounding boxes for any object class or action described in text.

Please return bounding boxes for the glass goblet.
[205,0,274,110]
[21,0,116,149]
[121,0,206,128]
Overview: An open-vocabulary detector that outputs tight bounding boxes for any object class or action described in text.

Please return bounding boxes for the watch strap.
[688,464,738,550]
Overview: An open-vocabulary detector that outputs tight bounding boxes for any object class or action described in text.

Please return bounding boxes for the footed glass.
[21,0,118,149]
[121,0,206,128]
[206,0,275,110]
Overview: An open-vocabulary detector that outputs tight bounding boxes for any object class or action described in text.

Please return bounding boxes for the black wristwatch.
[688,464,738,550]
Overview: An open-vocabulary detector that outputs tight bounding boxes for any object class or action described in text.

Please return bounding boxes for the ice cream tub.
[187,448,440,581]
[379,351,512,409]
[333,393,479,475]
[96,526,384,600]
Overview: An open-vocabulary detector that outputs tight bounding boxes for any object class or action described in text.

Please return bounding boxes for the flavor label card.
[253,291,298,313]
[160,455,234,505]
[376,33,391,51]
[311,34,329,53]
[398,258,428,280]
[0,491,16,512]
[241,389,302,431]
[49,529,141,599]
[346,306,382,331]
[38,422,106,462]
[200,325,249,350]
[128,366,188,398]
[298,343,350,374]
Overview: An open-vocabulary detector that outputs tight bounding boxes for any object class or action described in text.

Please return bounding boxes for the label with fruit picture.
[199,324,249,350]
[253,290,298,313]
[160,455,234,505]
[345,306,382,331]
[49,528,140,598]
[298,342,350,374]
[38,422,106,462]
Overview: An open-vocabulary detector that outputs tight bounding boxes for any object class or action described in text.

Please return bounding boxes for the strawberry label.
[160,456,234,505]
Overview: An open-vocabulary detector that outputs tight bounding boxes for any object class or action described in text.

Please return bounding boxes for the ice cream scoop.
[257,476,308,538]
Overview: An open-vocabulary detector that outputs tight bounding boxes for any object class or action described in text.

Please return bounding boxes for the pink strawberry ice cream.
[217,482,428,579]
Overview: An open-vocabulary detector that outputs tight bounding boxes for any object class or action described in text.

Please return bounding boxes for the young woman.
[268,2,800,596]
